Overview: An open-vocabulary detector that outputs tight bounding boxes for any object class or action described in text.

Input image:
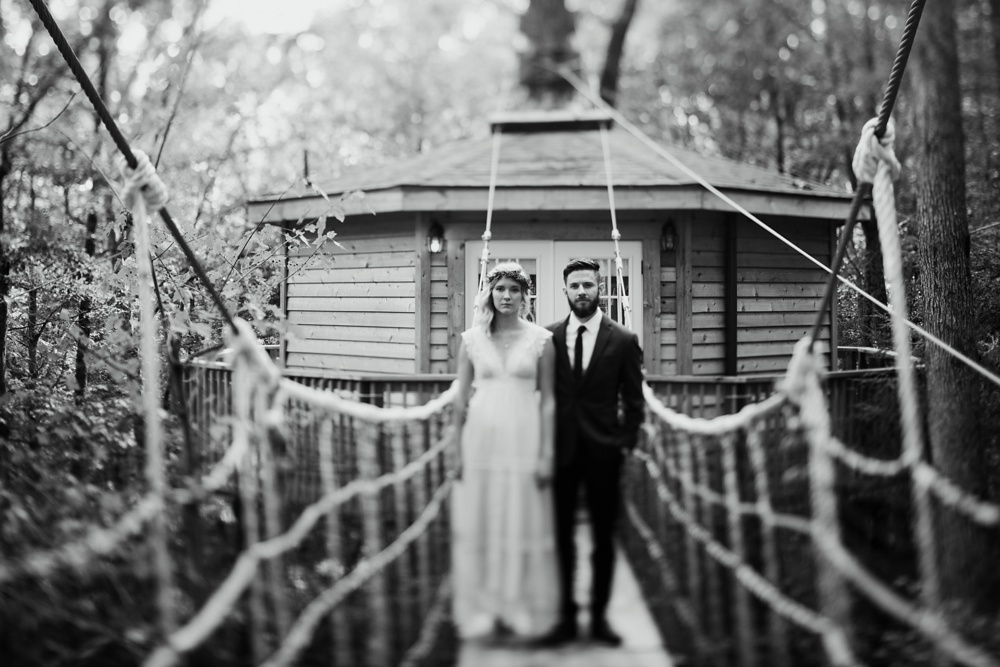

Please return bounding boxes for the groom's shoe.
[590,618,623,647]
[535,619,577,647]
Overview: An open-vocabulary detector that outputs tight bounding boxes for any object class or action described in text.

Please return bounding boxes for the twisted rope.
[258,478,454,667]
[143,431,454,667]
[598,123,632,330]
[855,114,944,621]
[642,381,787,436]
[631,449,858,666]
[477,128,503,296]
[120,149,176,635]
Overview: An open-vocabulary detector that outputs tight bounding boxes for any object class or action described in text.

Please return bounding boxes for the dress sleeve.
[460,328,478,364]
[533,327,553,359]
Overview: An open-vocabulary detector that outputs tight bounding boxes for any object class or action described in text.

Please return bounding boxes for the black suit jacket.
[547,314,644,468]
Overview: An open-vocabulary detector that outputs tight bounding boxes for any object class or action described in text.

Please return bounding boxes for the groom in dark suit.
[541,258,644,646]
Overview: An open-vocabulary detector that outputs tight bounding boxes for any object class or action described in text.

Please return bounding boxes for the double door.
[464,240,643,334]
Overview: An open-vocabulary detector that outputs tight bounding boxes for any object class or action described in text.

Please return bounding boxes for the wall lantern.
[427,221,445,254]
[660,220,676,252]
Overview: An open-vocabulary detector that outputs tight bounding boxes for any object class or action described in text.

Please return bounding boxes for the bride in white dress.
[450,262,560,639]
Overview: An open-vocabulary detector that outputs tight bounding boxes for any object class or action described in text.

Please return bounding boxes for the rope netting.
[623,111,1000,666]
[1,316,459,667]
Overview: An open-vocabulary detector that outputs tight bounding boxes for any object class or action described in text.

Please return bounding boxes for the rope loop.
[852,117,901,185]
[611,229,621,241]
[481,230,492,242]
[118,149,169,214]
[225,317,282,386]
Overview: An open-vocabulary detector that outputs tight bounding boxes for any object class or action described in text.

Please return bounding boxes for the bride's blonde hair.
[472,262,533,332]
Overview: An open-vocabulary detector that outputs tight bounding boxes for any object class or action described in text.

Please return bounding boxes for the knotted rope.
[852,116,943,616]
[476,128,503,297]
[599,123,633,330]
[119,149,176,636]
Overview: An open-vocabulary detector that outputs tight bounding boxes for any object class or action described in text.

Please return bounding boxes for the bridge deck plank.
[457,523,675,667]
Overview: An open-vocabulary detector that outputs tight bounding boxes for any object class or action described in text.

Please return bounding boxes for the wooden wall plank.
[289,310,420,328]
[286,249,416,267]
[288,297,415,313]
[286,282,416,298]
[287,339,417,359]
[289,266,416,283]
[293,325,415,344]
[285,353,415,374]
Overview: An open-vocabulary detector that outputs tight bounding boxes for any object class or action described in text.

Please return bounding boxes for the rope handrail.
[275,377,458,422]
[642,381,787,436]
[142,430,453,667]
[631,449,858,666]
[257,479,453,667]
[146,476,455,667]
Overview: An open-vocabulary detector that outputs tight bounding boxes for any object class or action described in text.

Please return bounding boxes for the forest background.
[1,0,999,664]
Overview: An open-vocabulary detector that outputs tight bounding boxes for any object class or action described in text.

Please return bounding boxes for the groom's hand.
[535,455,553,488]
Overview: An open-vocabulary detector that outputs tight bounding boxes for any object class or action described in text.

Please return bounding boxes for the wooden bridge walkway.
[457,522,675,667]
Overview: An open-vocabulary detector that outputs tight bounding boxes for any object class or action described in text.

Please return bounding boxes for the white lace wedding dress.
[450,323,560,638]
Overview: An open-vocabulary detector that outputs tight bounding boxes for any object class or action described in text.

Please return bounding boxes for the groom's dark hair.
[562,258,601,283]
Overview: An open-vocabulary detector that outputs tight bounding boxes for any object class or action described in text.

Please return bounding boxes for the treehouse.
[248,110,854,377]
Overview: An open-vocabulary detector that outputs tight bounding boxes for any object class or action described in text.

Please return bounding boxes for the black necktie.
[574,326,585,383]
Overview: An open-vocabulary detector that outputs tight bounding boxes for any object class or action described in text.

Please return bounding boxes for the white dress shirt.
[567,309,603,374]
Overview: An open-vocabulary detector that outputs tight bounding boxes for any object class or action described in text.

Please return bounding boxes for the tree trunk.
[518,0,580,107]
[0,148,12,396]
[772,87,786,174]
[913,0,1000,613]
[991,0,1000,94]
[75,211,99,399]
[858,216,889,348]
[598,0,639,107]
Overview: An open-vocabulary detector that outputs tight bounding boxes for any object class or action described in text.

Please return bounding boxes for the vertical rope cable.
[599,123,633,331]
[477,128,503,296]
[868,137,943,627]
[132,182,176,638]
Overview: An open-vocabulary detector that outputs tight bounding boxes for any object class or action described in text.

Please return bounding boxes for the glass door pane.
[552,241,643,336]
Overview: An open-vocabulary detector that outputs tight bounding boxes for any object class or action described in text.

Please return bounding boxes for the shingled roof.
[250,111,852,220]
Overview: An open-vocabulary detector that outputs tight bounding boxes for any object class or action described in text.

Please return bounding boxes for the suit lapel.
[553,317,572,378]
[583,315,612,384]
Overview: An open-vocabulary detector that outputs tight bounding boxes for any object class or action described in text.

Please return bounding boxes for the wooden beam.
[248,188,861,223]
[829,218,839,368]
[446,238,466,372]
[725,215,738,375]
[279,222,289,369]
[414,213,432,373]
[676,216,693,375]
[642,231,661,372]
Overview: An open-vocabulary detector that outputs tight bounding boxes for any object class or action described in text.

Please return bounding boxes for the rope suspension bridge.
[3,1,1000,666]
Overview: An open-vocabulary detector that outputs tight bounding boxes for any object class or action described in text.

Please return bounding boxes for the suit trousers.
[552,445,623,625]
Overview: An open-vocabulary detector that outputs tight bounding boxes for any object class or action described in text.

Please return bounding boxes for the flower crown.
[486,264,533,293]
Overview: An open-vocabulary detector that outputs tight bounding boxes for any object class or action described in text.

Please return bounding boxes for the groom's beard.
[567,294,599,319]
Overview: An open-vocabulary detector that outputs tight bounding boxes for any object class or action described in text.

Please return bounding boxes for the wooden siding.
[660,212,834,376]
[284,224,418,374]
[735,218,832,374]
